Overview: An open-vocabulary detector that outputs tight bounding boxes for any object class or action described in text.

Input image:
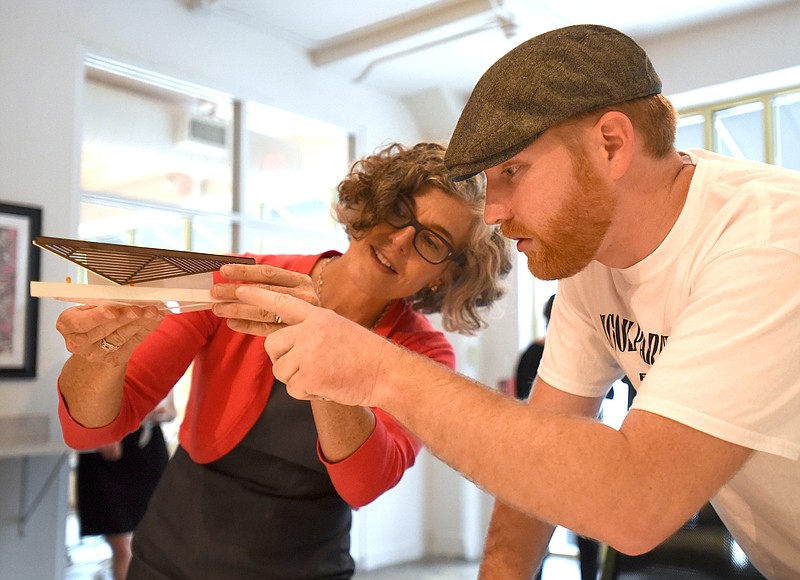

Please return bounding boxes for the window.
[241,102,353,255]
[676,86,800,169]
[80,56,352,255]
[713,101,764,162]
[674,114,705,152]
[773,91,800,170]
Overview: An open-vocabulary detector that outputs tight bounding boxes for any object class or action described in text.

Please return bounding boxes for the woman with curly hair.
[54,141,512,579]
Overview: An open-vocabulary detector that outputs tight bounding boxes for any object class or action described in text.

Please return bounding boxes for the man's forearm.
[372,348,750,553]
[479,499,555,579]
[372,350,629,544]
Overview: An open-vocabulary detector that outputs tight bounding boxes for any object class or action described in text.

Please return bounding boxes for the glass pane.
[241,220,348,257]
[713,102,764,161]
[773,91,800,171]
[244,102,352,235]
[675,114,705,151]
[79,202,232,254]
[80,202,189,249]
[81,71,233,214]
[190,217,232,254]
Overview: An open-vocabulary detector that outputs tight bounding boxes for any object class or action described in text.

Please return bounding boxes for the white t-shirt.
[538,149,800,578]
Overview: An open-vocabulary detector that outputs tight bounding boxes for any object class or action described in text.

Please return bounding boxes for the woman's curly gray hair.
[333,142,512,334]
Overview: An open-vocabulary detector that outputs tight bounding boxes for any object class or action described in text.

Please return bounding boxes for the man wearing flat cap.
[238,24,800,578]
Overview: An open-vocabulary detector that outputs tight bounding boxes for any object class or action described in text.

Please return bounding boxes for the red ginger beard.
[501,140,617,281]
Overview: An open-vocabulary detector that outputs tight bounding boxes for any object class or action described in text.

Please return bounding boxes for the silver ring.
[99,337,121,353]
[274,315,283,325]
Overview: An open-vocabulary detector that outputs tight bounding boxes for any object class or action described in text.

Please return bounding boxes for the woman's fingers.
[56,304,164,359]
[212,263,325,336]
[219,263,313,289]
[233,286,311,326]
[213,265,319,316]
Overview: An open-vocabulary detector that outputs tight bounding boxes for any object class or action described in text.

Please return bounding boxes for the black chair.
[600,503,765,580]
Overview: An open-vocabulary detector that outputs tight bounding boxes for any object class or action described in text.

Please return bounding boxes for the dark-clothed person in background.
[76,394,174,580]
[514,294,554,400]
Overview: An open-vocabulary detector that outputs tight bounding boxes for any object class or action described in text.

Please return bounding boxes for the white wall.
[1,0,800,577]
[0,452,69,580]
[643,1,800,101]
[0,1,86,575]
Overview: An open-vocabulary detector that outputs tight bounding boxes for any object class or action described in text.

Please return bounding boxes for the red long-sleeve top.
[58,252,455,507]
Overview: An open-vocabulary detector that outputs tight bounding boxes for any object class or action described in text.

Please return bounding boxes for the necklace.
[316,255,391,330]
[315,256,338,305]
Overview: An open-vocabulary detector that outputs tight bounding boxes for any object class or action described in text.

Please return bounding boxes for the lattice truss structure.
[34,236,253,285]
[31,236,255,313]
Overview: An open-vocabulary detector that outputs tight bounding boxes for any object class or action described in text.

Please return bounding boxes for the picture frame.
[0,202,42,378]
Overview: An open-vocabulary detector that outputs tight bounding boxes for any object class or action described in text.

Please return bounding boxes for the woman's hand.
[56,303,165,366]
[56,303,163,429]
[212,263,320,336]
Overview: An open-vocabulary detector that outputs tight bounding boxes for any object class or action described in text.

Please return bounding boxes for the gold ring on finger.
[100,337,121,353]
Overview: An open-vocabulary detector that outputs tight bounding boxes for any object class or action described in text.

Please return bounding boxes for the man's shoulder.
[690,148,800,190]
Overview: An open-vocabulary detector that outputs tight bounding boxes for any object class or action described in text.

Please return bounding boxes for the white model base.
[30,281,224,313]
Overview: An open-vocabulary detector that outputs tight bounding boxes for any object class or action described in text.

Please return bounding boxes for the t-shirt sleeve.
[537,281,624,398]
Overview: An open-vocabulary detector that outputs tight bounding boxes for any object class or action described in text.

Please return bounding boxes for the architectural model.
[30,236,255,313]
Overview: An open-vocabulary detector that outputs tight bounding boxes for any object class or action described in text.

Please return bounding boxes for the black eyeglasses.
[385,198,460,265]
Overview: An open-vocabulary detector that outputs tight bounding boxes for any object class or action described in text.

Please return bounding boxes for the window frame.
[677,84,800,167]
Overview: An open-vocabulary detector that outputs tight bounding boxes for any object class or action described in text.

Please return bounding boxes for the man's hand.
[233,285,399,407]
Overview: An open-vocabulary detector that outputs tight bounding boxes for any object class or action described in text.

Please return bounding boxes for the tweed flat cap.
[445,24,661,180]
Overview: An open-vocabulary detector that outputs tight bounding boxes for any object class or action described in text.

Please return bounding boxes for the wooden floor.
[65,512,581,580]
[353,555,581,579]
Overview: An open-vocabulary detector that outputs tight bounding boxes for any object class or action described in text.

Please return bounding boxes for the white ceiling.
[185,0,792,99]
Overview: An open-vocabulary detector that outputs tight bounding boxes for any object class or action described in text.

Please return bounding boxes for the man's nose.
[483,194,512,225]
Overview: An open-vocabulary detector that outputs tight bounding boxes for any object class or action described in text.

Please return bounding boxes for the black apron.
[129,379,354,579]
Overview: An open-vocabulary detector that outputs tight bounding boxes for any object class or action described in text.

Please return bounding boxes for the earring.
[429,282,440,293]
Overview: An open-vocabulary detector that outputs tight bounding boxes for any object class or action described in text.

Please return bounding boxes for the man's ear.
[594,111,634,180]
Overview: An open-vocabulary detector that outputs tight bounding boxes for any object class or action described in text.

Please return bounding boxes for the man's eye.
[502,166,518,178]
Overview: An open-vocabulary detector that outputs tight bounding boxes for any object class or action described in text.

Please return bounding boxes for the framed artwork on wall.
[0,201,42,378]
